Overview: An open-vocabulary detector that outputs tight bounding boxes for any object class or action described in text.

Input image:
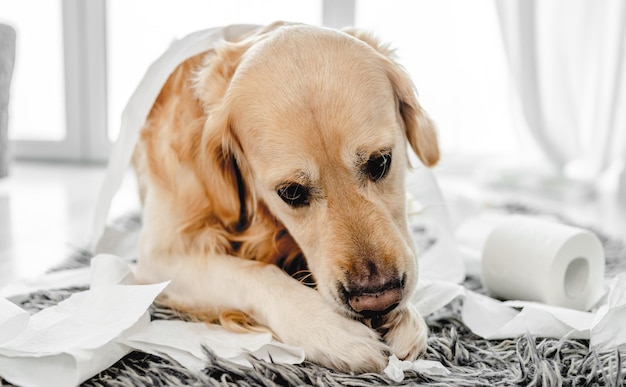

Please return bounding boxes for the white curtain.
[494,0,626,198]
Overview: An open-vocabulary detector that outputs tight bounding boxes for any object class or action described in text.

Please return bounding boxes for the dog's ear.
[196,23,309,235]
[201,112,302,264]
[343,29,440,167]
[386,61,440,167]
[198,111,247,232]
[193,23,290,231]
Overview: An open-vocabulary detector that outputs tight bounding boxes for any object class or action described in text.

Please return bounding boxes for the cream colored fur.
[133,22,438,373]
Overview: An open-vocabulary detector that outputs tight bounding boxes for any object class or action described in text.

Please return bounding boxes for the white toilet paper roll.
[480,215,605,311]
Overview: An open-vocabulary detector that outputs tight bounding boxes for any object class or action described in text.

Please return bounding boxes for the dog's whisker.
[292,270,317,287]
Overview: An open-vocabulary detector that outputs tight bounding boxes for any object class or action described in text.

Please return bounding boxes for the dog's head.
[196,23,438,319]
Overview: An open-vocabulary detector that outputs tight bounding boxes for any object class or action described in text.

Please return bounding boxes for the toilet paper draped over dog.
[90,24,260,252]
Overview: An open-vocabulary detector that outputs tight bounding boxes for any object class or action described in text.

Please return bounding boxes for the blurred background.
[0,0,625,282]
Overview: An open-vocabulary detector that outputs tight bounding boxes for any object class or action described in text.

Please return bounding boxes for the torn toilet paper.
[0,255,167,387]
[412,280,594,340]
[590,273,626,351]
[123,320,304,371]
[384,354,450,382]
[0,255,305,387]
[406,157,465,284]
[0,298,29,345]
[90,24,260,253]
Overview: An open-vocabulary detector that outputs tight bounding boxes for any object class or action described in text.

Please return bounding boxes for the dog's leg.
[378,303,428,360]
[137,254,390,373]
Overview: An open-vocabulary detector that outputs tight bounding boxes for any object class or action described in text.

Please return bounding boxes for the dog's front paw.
[380,303,428,360]
[307,312,391,373]
[270,296,390,373]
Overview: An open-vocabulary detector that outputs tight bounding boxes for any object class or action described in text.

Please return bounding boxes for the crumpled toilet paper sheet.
[412,276,626,346]
[123,320,305,371]
[0,255,305,387]
[384,355,451,382]
[0,254,167,387]
[380,275,626,381]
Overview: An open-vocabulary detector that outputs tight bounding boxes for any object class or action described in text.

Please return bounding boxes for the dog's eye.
[277,183,310,207]
[365,152,392,182]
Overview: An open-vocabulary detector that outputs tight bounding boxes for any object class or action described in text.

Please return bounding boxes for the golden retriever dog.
[133,22,439,373]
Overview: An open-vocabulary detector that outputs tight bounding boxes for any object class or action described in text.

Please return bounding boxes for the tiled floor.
[0,161,624,289]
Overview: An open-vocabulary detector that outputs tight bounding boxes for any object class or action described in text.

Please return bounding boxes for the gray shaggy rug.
[3,204,626,386]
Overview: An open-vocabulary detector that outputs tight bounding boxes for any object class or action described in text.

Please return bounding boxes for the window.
[0,0,67,155]
[1,0,107,161]
[106,0,324,142]
[4,0,524,166]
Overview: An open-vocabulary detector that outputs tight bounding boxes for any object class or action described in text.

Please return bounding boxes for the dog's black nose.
[345,279,403,316]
